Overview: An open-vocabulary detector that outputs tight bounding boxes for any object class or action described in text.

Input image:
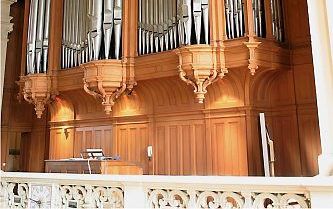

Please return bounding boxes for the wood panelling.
[115,124,149,174]
[74,126,113,158]
[49,128,74,160]
[153,116,247,176]
[297,108,321,175]
[154,120,206,175]
[210,117,248,175]
[269,111,302,176]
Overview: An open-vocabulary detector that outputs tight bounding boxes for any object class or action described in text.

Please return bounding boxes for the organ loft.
[1,0,323,177]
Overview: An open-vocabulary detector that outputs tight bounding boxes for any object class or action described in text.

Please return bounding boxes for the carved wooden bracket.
[17,74,55,118]
[175,45,228,103]
[244,41,261,75]
[81,60,127,115]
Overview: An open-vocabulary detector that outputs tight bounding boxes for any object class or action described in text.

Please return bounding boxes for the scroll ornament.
[19,74,56,118]
[175,45,228,103]
[82,60,127,115]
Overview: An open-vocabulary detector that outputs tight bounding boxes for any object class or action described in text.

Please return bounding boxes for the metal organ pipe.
[35,0,45,73]
[138,0,142,55]
[61,0,123,69]
[138,0,210,55]
[224,0,245,39]
[252,0,266,38]
[149,0,154,53]
[42,0,50,73]
[26,0,50,74]
[104,0,114,59]
[271,0,284,42]
[114,0,122,60]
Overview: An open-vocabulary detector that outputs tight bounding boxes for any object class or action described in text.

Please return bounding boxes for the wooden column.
[48,0,63,94]
[245,0,256,40]
[264,0,274,39]
[209,0,227,44]
[122,0,138,89]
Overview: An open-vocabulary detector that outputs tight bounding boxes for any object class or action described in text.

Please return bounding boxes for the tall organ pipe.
[114,0,122,59]
[193,0,202,44]
[149,0,154,53]
[35,0,45,73]
[61,0,123,69]
[252,0,266,38]
[224,0,245,39]
[138,0,209,55]
[138,0,142,55]
[42,0,50,73]
[271,0,284,42]
[26,0,50,74]
[104,0,114,59]
[26,0,38,74]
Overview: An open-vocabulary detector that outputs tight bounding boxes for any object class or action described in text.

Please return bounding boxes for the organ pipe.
[138,0,210,55]
[271,0,284,42]
[114,0,122,59]
[225,0,245,39]
[61,0,123,69]
[26,0,51,74]
[252,0,266,38]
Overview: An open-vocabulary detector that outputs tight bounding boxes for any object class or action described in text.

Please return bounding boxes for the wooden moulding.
[244,41,262,75]
[174,45,228,103]
[18,74,55,118]
[81,60,127,115]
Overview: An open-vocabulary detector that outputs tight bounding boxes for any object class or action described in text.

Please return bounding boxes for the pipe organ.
[138,0,210,55]
[224,0,245,39]
[61,0,123,69]
[26,0,51,74]
[19,0,288,118]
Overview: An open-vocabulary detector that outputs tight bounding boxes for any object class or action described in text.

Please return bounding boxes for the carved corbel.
[82,60,127,115]
[17,74,55,118]
[122,57,137,93]
[244,41,261,75]
[175,45,228,103]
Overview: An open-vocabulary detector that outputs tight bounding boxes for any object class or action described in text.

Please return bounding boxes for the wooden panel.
[74,126,113,157]
[153,117,247,176]
[270,112,302,176]
[298,108,321,176]
[115,124,149,174]
[211,117,248,176]
[45,160,143,175]
[49,128,74,160]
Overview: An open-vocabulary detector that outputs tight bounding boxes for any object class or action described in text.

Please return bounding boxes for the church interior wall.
[0,0,321,177]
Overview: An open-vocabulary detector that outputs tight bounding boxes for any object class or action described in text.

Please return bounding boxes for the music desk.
[45,159,143,175]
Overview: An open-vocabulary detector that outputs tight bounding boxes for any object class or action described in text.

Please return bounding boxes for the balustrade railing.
[1,172,332,209]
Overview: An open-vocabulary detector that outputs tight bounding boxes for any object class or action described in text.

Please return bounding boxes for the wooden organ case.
[7,0,320,176]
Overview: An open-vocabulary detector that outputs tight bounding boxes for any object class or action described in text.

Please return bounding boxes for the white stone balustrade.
[0,172,333,209]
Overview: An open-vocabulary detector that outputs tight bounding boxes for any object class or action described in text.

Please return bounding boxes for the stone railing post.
[310,190,333,208]
[123,183,147,208]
